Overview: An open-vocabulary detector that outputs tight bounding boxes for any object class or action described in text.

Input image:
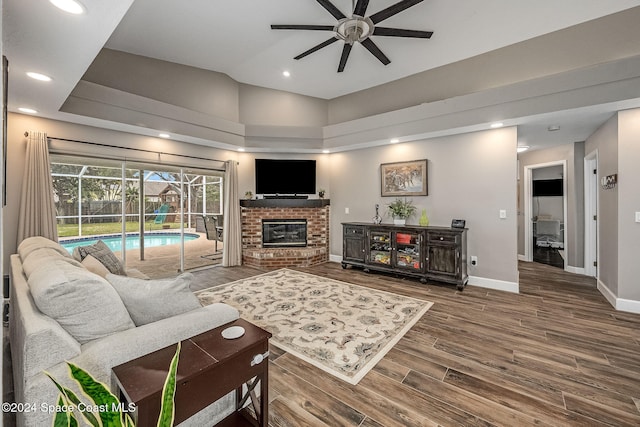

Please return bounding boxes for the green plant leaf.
[157,342,181,427]
[52,395,73,427]
[46,371,99,427]
[67,362,123,427]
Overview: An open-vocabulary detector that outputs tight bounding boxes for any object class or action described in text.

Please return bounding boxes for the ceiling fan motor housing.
[335,16,374,44]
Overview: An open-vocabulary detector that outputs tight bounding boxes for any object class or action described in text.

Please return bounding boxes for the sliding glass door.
[51,155,224,278]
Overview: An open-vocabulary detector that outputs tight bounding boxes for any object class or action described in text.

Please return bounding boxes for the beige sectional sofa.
[10,236,239,427]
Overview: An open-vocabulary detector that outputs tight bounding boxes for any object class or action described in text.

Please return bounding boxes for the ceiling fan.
[271,0,433,72]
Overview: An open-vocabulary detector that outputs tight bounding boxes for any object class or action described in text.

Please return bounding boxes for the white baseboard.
[329,254,342,263]
[517,254,527,262]
[565,265,585,275]
[468,275,519,293]
[597,279,640,314]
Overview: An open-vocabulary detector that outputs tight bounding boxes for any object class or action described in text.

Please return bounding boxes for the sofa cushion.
[22,248,84,278]
[81,254,110,278]
[105,273,202,326]
[18,236,72,262]
[27,259,135,343]
[74,240,127,276]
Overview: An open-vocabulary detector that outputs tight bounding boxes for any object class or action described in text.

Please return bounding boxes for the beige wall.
[585,115,619,295]
[517,142,584,269]
[3,113,240,271]
[617,109,640,301]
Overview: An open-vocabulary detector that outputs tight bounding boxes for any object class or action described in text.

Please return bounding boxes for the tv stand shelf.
[342,222,468,290]
[240,199,330,208]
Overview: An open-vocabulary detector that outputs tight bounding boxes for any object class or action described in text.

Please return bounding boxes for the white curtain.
[17,131,58,243]
[222,160,242,266]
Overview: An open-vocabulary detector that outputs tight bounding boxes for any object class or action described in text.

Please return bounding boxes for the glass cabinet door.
[369,230,392,266]
[394,232,422,271]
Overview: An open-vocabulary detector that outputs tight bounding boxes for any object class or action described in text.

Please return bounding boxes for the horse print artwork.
[381,160,428,197]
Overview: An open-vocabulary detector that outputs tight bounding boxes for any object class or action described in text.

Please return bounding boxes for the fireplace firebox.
[262,219,307,247]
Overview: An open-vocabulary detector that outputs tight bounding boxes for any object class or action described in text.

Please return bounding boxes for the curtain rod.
[24,132,229,165]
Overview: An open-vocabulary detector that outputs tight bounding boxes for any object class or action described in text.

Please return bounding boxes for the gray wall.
[617,109,640,301]
[328,127,519,284]
[517,142,584,269]
[585,115,619,295]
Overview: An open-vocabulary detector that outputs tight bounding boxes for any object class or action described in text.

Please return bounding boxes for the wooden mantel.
[240,199,330,208]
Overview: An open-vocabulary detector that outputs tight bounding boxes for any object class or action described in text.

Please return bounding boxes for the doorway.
[523,161,568,270]
[584,151,598,277]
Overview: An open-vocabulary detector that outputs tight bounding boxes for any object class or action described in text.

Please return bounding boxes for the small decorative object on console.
[451,219,466,229]
[372,204,382,224]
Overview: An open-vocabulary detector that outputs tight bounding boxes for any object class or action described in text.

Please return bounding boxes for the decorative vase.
[393,218,406,226]
[372,204,382,224]
[419,209,429,226]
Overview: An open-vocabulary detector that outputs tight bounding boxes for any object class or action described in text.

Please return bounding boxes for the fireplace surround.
[241,199,330,268]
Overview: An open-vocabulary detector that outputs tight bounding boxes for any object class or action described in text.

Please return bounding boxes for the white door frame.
[584,150,598,277]
[523,160,568,269]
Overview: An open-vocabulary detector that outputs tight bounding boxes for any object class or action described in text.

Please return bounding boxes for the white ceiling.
[4,0,640,152]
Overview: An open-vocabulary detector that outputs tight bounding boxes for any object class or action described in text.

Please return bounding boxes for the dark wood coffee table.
[112,318,271,426]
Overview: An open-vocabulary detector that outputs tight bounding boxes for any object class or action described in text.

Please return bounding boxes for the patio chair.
[201,215,223,260]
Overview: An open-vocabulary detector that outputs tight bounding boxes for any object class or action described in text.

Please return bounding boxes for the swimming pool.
[60,233,200,254]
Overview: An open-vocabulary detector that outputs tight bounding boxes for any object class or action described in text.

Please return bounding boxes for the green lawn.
[57,221,186,237]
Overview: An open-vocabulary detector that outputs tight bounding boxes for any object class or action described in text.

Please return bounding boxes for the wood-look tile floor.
[192,262,640,427]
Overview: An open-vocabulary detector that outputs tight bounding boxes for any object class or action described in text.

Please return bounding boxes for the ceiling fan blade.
[361,38,391,65]
[271,24,335,31]
[294,37,339,60]
[338,43,353,72]
[369,0,424,24]
[316,0,346,20]
[373,27,433,38]
[353,0,370,17]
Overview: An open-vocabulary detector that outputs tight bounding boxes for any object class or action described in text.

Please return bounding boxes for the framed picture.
[381,159,428,197]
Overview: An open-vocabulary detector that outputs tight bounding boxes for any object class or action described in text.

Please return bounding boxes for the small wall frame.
[380,159,428,197]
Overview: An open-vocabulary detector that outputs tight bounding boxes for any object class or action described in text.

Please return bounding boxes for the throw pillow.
[105,272,202,326]
[27,259,135,344]
[81,254,110,278]
[75,240,127,276]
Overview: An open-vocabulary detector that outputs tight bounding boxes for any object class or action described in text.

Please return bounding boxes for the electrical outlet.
[636,212,640,223]
[470,256,478,266]
[345,207,350,214]
[499,209,507,219]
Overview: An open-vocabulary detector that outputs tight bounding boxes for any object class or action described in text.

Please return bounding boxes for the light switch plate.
[635,212,640,223]
[499,209,507,219]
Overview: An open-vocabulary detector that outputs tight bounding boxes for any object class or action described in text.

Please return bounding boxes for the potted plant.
[244,191,253,200]
[318,189,325,199]
[387,198,416,225]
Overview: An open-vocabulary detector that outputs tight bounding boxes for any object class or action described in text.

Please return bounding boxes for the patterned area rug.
[196,268,433,384]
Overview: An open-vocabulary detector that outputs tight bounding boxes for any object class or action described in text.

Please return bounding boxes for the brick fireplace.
[240,199,330,268]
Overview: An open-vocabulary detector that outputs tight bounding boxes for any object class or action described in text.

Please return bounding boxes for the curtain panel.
[17,131,58,243]
[222,160,242,266]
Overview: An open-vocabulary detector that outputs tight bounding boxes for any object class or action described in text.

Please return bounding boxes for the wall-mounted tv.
[533,179,563,197]
[255,159,316,195]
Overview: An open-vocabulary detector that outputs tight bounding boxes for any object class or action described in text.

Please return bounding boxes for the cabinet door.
[426,245,458,277]
[368,229,392,266]
[393,231,423,272]
[343,225,365,262]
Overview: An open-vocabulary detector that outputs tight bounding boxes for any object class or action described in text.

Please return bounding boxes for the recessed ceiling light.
[158,133,171,138]
[547,125,561,132]
[26,72,52,82]
[517,146,530,153]
[238,148,246,152]
[490,122,504,128]
[282,70,291,77]
[18,107,38,114]
[390,138,400,144]
[50,0,85,14]
[322,149,330,154]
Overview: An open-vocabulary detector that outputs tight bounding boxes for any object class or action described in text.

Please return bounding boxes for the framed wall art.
[381,159,428,197]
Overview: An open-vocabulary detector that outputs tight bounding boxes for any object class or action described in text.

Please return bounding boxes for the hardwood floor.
[192,262,640,426]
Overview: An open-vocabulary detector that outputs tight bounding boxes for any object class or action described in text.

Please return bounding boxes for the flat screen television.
[533,179,563,197]
[255,159,316,195]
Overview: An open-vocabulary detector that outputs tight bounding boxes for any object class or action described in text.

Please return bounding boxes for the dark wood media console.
[342,222,468,290]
